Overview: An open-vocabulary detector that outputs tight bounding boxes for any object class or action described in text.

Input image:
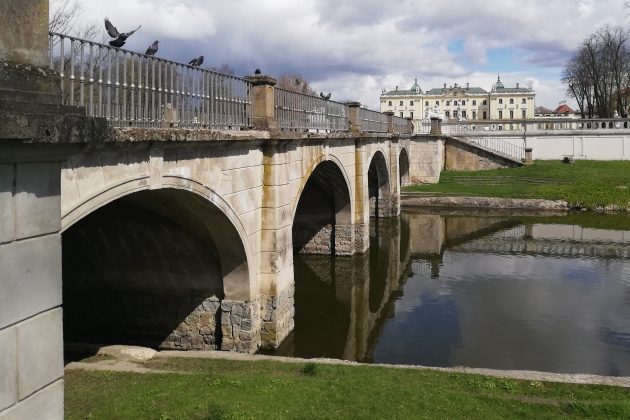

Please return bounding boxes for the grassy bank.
[65,357,630,419]
[404,160,630,210]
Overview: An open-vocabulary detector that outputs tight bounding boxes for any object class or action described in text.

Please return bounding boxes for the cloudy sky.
[66,0,629,110]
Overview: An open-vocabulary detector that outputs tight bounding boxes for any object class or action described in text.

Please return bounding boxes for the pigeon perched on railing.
[145,40,159,56]
[320,92,332,100]
[104,17,141,48]
[188,56,204,67]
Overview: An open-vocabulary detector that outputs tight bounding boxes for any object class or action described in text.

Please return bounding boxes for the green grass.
[404,161,630,210]
[65,357,630,419]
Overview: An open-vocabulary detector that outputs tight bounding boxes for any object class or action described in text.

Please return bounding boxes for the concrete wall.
[0,159,65,419]
[407,135,444,183]
[482,134,630,160]
[444,138,522,171]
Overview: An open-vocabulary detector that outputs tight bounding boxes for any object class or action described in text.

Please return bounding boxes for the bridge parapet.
[47,32,414,136]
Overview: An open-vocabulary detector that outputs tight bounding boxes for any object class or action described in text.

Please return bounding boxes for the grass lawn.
[404,160,630,210]
[65,357,630,419]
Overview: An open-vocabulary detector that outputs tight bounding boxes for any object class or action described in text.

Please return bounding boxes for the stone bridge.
[0,16,446,416]
[57,128,441,354]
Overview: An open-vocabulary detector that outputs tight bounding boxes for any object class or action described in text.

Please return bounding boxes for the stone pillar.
[406,117,414,134]
[259,141,295,348]
[245,74,278,130]
[430,117,442,135]
[353,141,370,253]
[388,140,401,217]
[0,2,107,417]
[347,102,362,133]
[524,147,533,165]
[0,0,49,67]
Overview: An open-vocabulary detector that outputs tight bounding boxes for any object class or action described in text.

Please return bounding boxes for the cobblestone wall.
[294,224,355,255]
[220,299,261,353]
[261,283,295,348]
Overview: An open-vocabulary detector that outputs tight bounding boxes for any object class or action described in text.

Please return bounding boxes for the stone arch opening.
[399,148,410,187]
[292,160,353,256]
[62,188,254,357]
[368,151,391,218]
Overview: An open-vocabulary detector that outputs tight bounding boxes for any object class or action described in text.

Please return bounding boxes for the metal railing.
[48,32,252,129]
[358,107,388,133]
[392,115,412,134]
[274,88,349,132]
[448,123,524,161]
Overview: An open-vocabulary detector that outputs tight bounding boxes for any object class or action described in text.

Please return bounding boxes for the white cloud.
[66,0,630,109]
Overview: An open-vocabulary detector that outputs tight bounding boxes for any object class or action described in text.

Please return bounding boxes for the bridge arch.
[292,157,354,256]
[61,176,257,353]
[367,150,391,218]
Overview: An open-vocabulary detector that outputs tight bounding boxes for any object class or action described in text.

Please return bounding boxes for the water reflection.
[270,210,630,376]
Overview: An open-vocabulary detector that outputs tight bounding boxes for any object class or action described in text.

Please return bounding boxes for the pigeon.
[145,40,159,56]
[104,17,141,48]
[188,56,204,67]
[320,92,332,100]
[254,68,261,75]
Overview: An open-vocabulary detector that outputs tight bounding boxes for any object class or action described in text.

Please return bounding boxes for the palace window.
[435,101,439,105]
[388,101,392,106]
[522,110,526,119]
[410,101,414,106]
[445,111,450,118]
[410,111,414,119]
[446,101,450,106]
[499,99,503,104]
[461,100,466,106]
[483,111,487,119]
[400,112,404,118]
[425,101,429,106]
[472,100,477,106]
[473,110,477,119]
[483,99,487,105]
[522,98,526,104]
[510,98,514,104]
[453,100,458,106]
[462,110,467,118]
[510,110,514,119]
[399,101,403,106]
[499,110,503,119]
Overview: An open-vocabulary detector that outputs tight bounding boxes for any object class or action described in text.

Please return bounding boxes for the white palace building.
[380,76,536,132]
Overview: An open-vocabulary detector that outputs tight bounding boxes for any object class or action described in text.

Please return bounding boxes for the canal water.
[267,209,630,377]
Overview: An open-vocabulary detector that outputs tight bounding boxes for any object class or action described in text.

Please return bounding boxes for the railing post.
[245,74,278,130]
[524,147,533,165]
[347,101,362,133]
[406,117,414,134]
[430,117,442,135]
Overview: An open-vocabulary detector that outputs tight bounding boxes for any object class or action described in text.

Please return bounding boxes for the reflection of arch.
[368,150,391,218]
[399,147,410,187]
[293,159,353,255]
[62,176,254,301]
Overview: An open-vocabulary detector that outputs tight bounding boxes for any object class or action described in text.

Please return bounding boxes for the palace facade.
[380,76,536,125]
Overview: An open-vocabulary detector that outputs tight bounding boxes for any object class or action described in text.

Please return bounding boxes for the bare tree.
[562,25,630,118]
[49,0,97,40]
[276,73,315,95]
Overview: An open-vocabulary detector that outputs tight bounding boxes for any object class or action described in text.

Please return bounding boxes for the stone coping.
[109,127,421,143]
[65,347,630,388]
[401,194,570,210]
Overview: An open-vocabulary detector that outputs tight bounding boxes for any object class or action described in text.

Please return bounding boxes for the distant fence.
[441,118,630,136]
[48,32,252,129]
